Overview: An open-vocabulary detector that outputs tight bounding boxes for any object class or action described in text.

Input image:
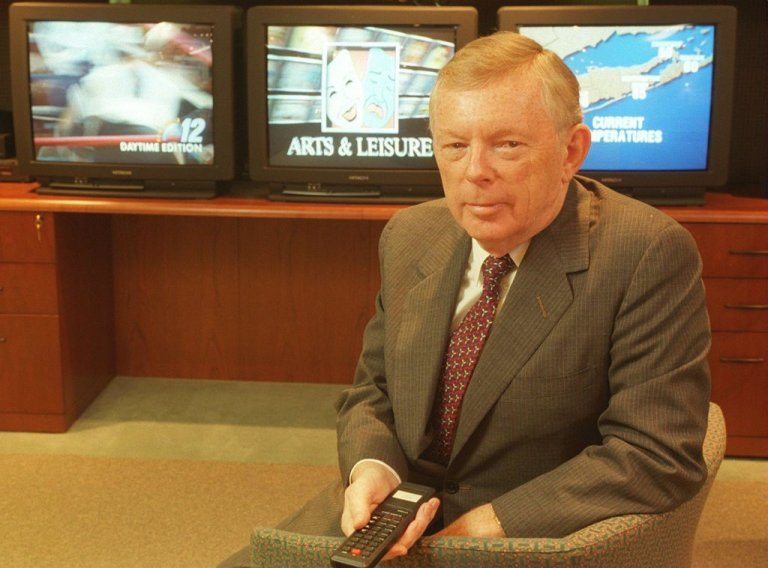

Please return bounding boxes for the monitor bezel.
[9,2,239,188]
[497,5,737,192]
[246,5,478,195]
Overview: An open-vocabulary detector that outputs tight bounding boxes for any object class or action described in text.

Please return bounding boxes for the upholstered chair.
[250,402,726,567]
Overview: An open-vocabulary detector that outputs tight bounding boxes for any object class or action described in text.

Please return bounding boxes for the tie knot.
[481,254,515,290]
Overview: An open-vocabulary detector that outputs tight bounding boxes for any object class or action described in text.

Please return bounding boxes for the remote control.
[330,481,436,567]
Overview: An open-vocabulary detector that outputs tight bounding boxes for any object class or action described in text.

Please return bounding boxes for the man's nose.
[465,146,495,184]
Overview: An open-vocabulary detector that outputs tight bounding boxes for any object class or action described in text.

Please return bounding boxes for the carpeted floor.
[692,478,768,567]
[0,377,765,567]
[0,453,338,567]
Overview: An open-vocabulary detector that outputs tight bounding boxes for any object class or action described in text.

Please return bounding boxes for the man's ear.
[561,123,592,183]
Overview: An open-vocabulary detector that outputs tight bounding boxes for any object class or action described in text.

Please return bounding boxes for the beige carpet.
[1,453,766,567]
[0,453,338,567]
[692,477,768,567]
[0,378,765,567]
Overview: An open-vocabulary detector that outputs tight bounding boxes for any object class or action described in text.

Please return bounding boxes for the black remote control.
[330,481,436,567]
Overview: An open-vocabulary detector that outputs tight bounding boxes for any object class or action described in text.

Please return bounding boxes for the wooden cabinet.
[0,213,61,419]
[0,184,766,448]
[683,219,768,457]
[0,211,115,432]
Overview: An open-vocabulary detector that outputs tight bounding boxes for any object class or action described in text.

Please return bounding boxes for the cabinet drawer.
[684,223,768,278]
[709,332,768,438]
[0,264,58,314]
[0,212,56,263]
[704,278,768,332]
[0,314,63,414]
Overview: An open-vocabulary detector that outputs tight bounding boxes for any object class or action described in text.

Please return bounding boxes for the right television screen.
[498,5,737,204]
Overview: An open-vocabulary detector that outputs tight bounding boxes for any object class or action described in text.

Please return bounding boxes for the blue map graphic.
[521,24,716,171]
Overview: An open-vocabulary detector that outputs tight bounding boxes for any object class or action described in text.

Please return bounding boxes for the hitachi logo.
[348,175,371,181]
[600,176,624,184]
[111,169,133,176]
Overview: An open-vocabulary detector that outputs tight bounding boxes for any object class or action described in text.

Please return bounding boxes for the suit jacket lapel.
[391,219,470,460]
[451,182,593,462]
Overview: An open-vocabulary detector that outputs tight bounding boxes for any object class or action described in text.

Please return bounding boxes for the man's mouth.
[466,202,505,217]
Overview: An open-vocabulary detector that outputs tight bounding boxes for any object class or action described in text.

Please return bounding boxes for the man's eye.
[439,142,466,152]
[438,143,467,160]
[499,141,520,149]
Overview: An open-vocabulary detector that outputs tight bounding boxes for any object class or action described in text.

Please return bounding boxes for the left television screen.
[30,20,217,166]
[10,3,239,198]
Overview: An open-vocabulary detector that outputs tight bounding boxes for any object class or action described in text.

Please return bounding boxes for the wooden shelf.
[662,191,768,223]
[1,181,766,221]
[0,182,407,220]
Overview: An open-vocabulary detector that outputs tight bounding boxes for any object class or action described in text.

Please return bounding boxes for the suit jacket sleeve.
[335,219,410,482]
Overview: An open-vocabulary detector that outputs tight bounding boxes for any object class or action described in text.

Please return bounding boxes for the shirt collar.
[469,239,530,283]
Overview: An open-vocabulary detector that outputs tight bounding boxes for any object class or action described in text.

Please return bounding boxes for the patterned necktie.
[426,254,516,465]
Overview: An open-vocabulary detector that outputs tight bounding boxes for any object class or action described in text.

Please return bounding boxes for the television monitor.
[246,5,478,203]
[9,2,240,198]
[498,5,737,205]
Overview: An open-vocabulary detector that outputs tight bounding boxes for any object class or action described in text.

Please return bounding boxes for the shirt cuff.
[349,459,402,486]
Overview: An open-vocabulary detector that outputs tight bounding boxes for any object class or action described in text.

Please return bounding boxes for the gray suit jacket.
[335,176,711,537]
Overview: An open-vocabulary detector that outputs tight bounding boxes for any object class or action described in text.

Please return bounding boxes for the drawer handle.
[0,337,6,343]
[719,356,765,364]
[729,250,768,256]
[724,304,768,310]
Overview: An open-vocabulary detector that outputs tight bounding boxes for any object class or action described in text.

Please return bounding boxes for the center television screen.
[267,24,450,169]
[247,6,478,201]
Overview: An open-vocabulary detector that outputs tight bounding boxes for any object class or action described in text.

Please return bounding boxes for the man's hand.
[436,503,505,538]
[341,461,400,536]
[380,497,440,561]
[341,462,441,561]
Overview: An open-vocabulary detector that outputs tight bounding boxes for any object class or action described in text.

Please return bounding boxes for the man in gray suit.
[280,31,711,561]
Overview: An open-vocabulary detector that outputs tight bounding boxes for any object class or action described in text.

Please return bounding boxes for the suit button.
[444,481,460,494]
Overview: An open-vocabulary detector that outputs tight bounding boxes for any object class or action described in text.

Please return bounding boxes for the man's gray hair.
[429,31,583,134]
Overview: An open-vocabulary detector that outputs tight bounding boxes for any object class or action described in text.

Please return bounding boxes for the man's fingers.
[341,492,371,535]
[342,487,390,535]
[340,508,355,537]
[341,464,400,536]
[381,497,440,561]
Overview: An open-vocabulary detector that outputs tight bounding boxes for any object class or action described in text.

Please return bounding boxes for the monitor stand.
[36,178,219,199]
[267,182,442,204]
[621,186,706,206]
